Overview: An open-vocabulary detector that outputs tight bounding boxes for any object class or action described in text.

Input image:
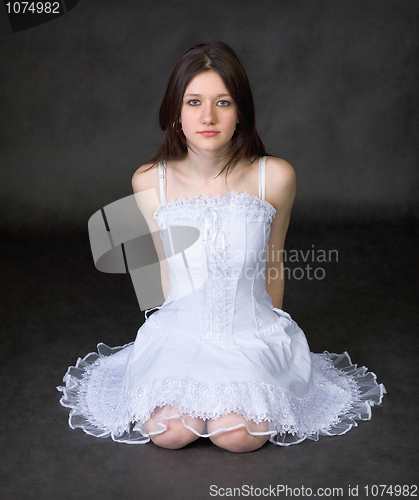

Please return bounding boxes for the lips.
[198,131,220,137]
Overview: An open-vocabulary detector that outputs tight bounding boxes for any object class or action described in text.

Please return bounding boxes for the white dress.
[57,157,386,446]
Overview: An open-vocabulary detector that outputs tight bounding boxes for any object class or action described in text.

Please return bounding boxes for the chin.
[187,138,233,154]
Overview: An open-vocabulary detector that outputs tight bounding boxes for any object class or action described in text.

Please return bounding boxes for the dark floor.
[1,218,418,500]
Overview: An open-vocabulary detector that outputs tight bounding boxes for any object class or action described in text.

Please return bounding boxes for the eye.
[187,99,201,106]
[217,100,231,107]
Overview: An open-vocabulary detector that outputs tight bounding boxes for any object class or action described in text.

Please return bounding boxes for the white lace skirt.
[57,312,386,446]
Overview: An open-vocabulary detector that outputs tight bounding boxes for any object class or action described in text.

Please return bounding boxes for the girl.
[58,42,385,453]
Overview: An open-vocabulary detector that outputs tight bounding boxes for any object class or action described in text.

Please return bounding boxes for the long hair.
[148,42,268,177]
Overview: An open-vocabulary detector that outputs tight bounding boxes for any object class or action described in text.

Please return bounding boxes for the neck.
[182,147,232,182]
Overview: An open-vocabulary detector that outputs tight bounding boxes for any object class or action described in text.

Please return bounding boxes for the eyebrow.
[184,93,231,98]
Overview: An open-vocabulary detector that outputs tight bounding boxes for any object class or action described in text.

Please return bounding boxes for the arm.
[264,157,296,309]
[131,164,170,301]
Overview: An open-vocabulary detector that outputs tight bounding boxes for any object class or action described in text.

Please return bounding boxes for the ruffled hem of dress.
[271,351,386,446]
[56,342,144,442]
[57,345,386,446]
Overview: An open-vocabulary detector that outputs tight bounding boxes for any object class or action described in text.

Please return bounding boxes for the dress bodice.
[149,158,280,342]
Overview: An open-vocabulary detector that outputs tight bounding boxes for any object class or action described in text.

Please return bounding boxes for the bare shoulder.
[131,162,159,194]
[265,156,296,212]
[265,156,296,191]
[131,162,161,222]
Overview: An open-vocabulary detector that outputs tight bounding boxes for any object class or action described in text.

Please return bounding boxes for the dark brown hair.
[148,42,267,177]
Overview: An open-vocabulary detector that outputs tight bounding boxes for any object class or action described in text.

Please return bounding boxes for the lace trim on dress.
[57,345,386,446]
[153,190,276,229]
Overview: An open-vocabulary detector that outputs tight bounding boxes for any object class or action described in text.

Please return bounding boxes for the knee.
[149,416,202,449]
[150,428,194,449]
[210,427,268,453]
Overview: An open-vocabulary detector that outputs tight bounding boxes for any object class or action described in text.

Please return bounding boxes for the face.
[180,70,238,155]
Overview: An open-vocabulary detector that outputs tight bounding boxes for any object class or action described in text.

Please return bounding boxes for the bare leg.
[143,405,206,450]
[207,413,270,453]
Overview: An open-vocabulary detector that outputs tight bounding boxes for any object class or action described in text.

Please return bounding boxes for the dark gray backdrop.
[1,0,417,231]
[1,2,418,500]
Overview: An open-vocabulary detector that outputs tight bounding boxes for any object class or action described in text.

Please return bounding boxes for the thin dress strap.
[258,156,266,201]
[158,161,166,205]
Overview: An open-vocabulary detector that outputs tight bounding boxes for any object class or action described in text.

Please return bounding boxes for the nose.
[200,102,216,124]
